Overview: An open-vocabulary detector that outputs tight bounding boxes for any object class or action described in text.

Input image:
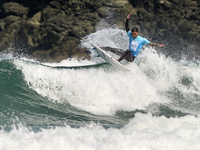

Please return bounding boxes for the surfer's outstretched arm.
[149,42,164,47]
[125,13,132,32]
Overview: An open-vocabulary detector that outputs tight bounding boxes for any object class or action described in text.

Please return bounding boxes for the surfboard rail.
[91,43,130,72]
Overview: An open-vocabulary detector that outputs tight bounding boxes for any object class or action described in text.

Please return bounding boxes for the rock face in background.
[0,0,200,61]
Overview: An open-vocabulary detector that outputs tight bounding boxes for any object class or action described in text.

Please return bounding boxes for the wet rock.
[27,11,42,27]
[2,2,29,17]
[5,15,20,25]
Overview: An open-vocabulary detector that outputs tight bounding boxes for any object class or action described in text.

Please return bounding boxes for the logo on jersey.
[130,41,139,51]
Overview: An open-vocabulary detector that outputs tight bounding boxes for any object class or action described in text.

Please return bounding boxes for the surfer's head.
[131,27,139,38]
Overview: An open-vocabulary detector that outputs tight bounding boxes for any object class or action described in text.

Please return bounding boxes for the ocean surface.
[1,28,200,150]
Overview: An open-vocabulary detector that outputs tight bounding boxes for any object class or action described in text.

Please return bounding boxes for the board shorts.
[101,47,135,62]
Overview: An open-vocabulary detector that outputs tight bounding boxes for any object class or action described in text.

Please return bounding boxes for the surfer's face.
[132,31,138,39]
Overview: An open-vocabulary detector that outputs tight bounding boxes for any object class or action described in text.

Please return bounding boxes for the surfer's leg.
[100,47,125,56]
[125,51,135,62]
[118,50,135,62]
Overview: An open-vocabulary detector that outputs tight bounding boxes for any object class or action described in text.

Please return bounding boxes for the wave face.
[1,28,200,149]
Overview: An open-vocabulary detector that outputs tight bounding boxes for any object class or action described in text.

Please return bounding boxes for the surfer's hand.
[158,44,164,47]
[127,13,132,19]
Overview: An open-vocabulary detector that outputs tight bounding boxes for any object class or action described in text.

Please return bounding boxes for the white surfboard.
[91,43,130,72]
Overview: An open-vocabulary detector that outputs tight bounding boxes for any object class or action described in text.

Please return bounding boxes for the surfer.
[102,13,164,62]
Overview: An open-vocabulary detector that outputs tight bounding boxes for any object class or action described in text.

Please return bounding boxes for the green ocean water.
[0,59,129,130]
[1,54,199,131]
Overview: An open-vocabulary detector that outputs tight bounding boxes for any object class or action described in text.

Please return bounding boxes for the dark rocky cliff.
[0,0,200,62]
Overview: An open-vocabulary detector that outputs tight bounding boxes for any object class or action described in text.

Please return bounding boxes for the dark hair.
[131,27,139,32]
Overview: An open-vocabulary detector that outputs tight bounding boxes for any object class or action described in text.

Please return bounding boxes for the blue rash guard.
[127,31,150,57]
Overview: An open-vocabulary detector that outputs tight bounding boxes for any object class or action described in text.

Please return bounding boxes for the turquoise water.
[0,59,126,130]
[1,28,200,149]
